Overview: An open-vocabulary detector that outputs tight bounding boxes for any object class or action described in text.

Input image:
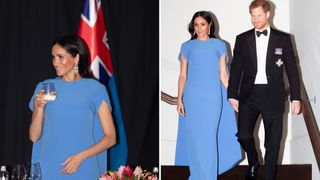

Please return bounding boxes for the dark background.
[0,0,159,169]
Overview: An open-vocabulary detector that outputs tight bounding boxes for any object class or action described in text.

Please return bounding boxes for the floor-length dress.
[175,38,242,180]
[29,78,111,180]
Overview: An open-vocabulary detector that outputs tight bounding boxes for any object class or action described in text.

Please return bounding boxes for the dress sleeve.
[218,42,229,65]
[93,83,112,112]
[29,82,43,111]
[178,42,188,61]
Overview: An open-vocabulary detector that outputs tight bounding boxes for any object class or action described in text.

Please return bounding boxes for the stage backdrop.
[0,0,158,169]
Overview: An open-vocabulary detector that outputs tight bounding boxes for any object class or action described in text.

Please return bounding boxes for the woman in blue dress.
[29,35,116,179]
[176,11,242,179]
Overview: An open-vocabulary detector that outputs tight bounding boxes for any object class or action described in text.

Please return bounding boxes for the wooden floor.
[161,165,312,180]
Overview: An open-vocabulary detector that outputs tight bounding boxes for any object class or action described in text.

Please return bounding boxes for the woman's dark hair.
[52,35,92,78]
[188,11,216,40]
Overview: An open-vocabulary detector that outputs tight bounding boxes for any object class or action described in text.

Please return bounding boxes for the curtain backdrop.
[0,0,159,169]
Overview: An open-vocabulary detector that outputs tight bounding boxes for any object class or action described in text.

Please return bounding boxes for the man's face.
[251,6,270,31]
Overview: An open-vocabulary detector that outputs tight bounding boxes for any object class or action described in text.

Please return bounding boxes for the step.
[161,165,312,180]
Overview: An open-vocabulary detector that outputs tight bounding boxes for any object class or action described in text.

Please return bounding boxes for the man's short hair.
[249,0,271,13]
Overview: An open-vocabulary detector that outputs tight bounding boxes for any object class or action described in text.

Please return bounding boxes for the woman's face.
[193,16,210,39]
[51,44,79,78]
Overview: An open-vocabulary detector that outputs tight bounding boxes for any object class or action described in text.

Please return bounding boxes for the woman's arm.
[220,53,239,112]
[177,53,188,116]
[219,54,229,89]
[81,100,116,156]
[29,89,46,142]
[61,100,116,174]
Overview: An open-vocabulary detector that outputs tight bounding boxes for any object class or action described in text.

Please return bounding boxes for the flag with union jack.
[77,0,128,170]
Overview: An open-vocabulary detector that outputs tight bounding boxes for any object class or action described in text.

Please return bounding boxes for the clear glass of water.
[11,164,27,180]
[42,82,56,101]
[29,162,41,180]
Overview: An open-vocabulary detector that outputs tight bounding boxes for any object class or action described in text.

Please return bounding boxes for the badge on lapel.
[275,48,282,55]
[276,59,283,67]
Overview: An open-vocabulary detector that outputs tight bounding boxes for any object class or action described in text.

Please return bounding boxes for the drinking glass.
[11,164,27,180]
[42,82,56,101]
[29,162,41,180]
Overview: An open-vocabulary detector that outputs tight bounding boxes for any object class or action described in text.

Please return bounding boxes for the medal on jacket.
[276,59,283,67]
[275,48,283,55]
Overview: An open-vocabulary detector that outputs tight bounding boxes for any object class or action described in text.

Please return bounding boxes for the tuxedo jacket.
[227,27,300,112]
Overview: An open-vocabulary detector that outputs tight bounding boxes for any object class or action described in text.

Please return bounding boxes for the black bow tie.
[256,30,268,37]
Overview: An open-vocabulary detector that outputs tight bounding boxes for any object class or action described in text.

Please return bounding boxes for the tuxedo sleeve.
[228,35,243,100]
[283,35,301,101]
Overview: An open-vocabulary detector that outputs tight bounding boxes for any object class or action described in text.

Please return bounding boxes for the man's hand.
[229,98,239,112]
[291,100,301,115]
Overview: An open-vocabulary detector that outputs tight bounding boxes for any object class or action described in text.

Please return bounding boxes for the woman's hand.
[29,89,47,142]
[229,98,239,112]
[60,153,86,174]
[35,89,47,108]
[177,100,186,116]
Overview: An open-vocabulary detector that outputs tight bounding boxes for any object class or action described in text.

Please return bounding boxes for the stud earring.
[74,62,79,74]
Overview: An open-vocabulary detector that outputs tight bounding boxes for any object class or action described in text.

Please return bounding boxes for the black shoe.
[245,162,259,180]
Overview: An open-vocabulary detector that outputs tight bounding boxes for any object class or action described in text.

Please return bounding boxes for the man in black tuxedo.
[227,0,301,180]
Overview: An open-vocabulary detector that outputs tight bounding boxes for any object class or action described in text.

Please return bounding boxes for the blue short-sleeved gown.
[29,77,112,180]
[175,38,242,180]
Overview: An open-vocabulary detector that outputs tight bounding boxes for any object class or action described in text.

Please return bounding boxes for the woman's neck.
[197,35,210,41]
[61,73,82,82]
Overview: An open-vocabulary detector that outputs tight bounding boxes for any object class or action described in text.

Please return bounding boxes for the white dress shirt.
[254,26,270,84]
